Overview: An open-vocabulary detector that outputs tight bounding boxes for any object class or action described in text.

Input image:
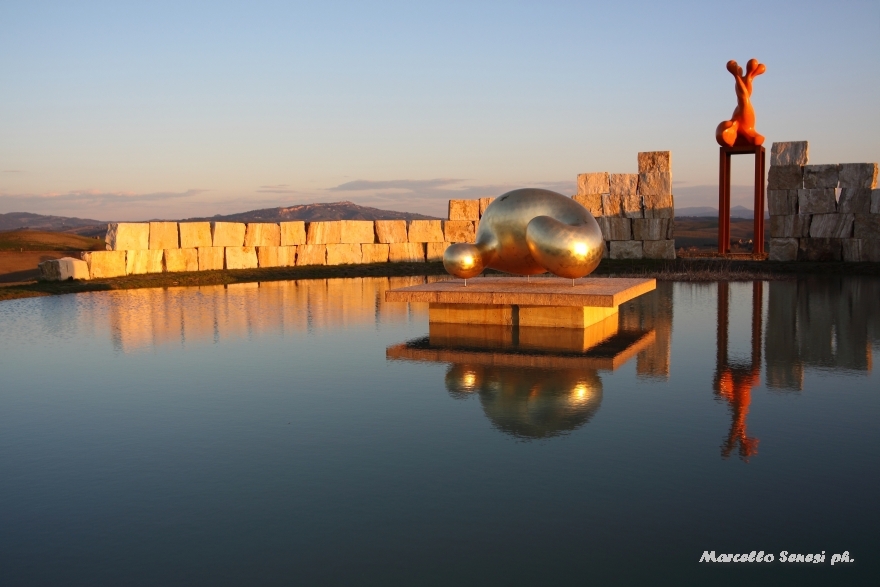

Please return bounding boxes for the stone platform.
[385,276,656,329]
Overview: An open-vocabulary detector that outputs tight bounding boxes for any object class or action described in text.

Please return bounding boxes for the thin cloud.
[3,170,23,173]
[257,184,297,194]
[328,178,465,192]
[0,189,209,218]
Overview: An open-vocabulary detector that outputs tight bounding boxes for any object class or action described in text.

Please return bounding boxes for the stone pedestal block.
[244,223,281,247]
[125,250,164,275]
[572,194,603,217]
[149,222,179,250]
[597,217,632,241]
[610,240,644,259]
[853,214,880,239]
[361,244,390,263]
[326,244,363,265]
[427,242,450,262]
[448,200,479,220]
[257,246,294,268]
[105,223,149,251]
[479,198,494,217]
[632,218,670,241]
[280,221,307,246]
[769,238,798,261]
[770,214,811,238]
[375,220,408,243]
[621,194,643,218]
[861,239,880,262]
[610,173,639,197]
[638,151,671,173]
[211,222,246,247]
[601,194,623,217]
[841,239,861,262]
[306,221,342,244]
[82,251,126,279]
[164,248,199,272]
[768,190,798,215]
[407,220,444,242]
[767,165,804,189]
[838,163,878,189]
[638,172,672,196]
[577,172,610,195]
[642,240,675,259]
[809,214,854,238]
[339,220,375,244]
[642,193,675,219]
[178,222,212,248]
[872,190,880,214]
[803,164,840,189]
[39,257,90,281]
[798,238,842,261]
[225,247,258,270]
[197,247,225,271]
[770,142,809,166]
[443,221,475,243]
[389,243,425,262]
[837,188,872,214]
[296,244,326,266]
[798,189,836,214]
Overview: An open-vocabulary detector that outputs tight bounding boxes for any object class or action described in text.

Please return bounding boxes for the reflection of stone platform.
[385,277,656,328]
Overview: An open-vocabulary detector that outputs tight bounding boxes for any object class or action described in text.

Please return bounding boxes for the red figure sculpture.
[716,59,766,147]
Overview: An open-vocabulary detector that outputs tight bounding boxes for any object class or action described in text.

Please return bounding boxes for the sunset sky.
[1,1,878,220]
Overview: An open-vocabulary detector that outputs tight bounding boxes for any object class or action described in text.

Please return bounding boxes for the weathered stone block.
[197,247,225,271]
[621,194,643,218]
[81,251,126,279]
[610,240,644,259]
[280,221,307,246]
[643,193,674,219]
[443,220,475,243]
[768,189,798,215]
[427,242,450,262]
[257,246,294,268]
[803,164,840,189]
[836,188,871,214]
[39,257,90,281]
[872,190,880,214]
[770,214,811,238]
[211,222,246,247]
[601,194,623,217]
[577,172,609,195]
[306,221,342,244]
[572,194,603,217]
[610,173,639,197]
[149,222,179,250]
[666,217,675,239]
[809,213,853,238]
[853,214,880,239]
[164,248,199,272]
[767,165,803,189]
[407,220,444,242]
[841,239,861,262]
[244,223,281,247]
[448,200,479,220]
[632,218,670,241]
[642,240,675,259]
[637,151,671,174]
[798,188,836,214]
[326,244,362,265]
[769,238,798,261]
[177,222,212,249]
[638,172,672,196]
[375,220,408,243]
[225,246,258,270]
[597,217,632,240]
[361,243,390,263]
[838,163,878,189]
[479,197,494,217]
[105,223,149,251]
[296,244,326,266]
[797,238,842,261]
[339,220,375,244]
[389,243,425,262]
[770,141,809,167]
[861,239,880,262]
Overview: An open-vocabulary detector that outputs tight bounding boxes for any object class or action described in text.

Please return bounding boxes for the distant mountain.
[184,201,438,223]
[0,212,106,235]
[676,205,768,219]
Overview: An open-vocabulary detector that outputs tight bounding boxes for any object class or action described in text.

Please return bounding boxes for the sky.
[1,0,878,221]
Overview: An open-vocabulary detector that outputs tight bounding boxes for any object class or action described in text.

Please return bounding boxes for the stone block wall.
[767,141,880,262]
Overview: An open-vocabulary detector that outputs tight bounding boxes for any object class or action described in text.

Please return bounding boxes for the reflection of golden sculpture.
[443,188,604,280]
[715,59,766,147]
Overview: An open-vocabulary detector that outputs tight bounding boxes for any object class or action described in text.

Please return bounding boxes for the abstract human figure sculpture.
[443,188,604,280]
[715,58,766,147]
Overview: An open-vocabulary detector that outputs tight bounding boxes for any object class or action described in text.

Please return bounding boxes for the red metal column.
[753,146,766,256]
[719,148,729,254]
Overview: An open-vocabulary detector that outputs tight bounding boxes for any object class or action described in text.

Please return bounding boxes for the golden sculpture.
[715,58,766,147]
[443,188,604,280]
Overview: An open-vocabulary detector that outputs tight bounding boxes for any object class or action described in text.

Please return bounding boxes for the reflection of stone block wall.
[767,141,879,262]
[618,281,673,379]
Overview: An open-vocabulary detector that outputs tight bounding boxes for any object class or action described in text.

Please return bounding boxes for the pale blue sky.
[1,0,878,220]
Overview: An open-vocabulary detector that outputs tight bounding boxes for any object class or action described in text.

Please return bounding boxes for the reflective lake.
[1,276,878,586]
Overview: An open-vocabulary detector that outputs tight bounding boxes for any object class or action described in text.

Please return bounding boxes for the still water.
[0,277,878,586]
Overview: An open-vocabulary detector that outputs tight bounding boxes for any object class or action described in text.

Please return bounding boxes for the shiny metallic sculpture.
[443,188,604,280]
[715,58,766,147]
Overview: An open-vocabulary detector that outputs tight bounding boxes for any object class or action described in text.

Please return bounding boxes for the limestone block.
[164,248,199,272]
[798,188,836,214]
[797,238,842,262]
[853,214,880,240]
[666,217,675,239]
[178,223,211,249]
[632,218,670,241]
[597,217,632,241]
[835,188,870,215]
[389,243,425,262]
[375,220,408,243]
[638,172,672,196]
[443,221,475,243]
[211,222,246,247]
[809,214,854,238]
[339,220,375,244]
[861,239,880,262]
[225,246,258,270]
[257,246,294,268]
[841,239,861,262]
[770,141,809,167]
[39,257,90,281]
[479,197,494,217]
[872,190,880,214]
[326,244,363,265]
[768,189,798,215]
[610,240,644,259]
[577,172,610,195]
[601,194,623,217]
[803,164,840,189]
[296,244,326,266]
[448,200,479,220]
[767,165,803,189]
[621,194,643,218]
[610,173,639,197]
[197,247,225,271]
[427,242,450,262]
[642,240,675,260]
[280,221,307,246]
[643,193,675,219]
[770,214,811,238]
[149,222,179,250]
[244,223,281,247]
[769,238,798,262]
[81,251,126,279]
[105,223,149,251]
[361,243,390,263]
[306,221,342,244]
[638,151,671,174]
[838,163,877,189]
[572,194,603,217]
[407,220,444,242]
